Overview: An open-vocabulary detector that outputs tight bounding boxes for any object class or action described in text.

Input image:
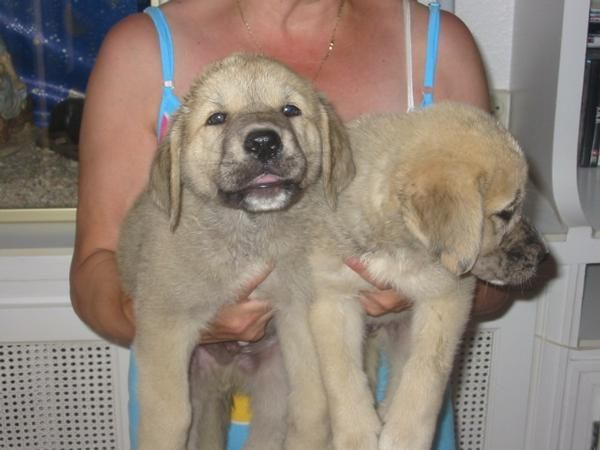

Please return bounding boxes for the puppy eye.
[495,209,514,222]
[206,112,227,125]
[282,104,302,117]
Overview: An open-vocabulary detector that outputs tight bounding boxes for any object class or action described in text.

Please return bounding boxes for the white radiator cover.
[0,330,495,450]
[453,328,495,450]
[0,342,119,450]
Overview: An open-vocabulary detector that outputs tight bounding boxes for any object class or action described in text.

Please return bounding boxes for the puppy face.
[394,103,546,285]
[469,157,546,286]
[149,54,354,226]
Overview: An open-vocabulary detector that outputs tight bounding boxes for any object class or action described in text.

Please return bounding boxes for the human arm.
[69,14,159,347]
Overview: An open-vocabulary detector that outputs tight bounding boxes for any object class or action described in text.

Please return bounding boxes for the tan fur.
[309,102,546,450]
[119,57,544,450]
[117,54,354,450]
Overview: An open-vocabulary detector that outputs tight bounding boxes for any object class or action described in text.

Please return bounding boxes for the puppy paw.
[332,408,380,450]
[378,422,431,450]
[284,434,331,450]
[334,432,378,450]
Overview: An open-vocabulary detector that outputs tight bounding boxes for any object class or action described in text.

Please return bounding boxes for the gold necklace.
[236,0,346,81]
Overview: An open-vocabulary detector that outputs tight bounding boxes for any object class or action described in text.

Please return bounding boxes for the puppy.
[308,103,547,450]
[117,54,354,450]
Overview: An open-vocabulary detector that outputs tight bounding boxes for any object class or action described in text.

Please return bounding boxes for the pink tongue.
[250,174,281,186]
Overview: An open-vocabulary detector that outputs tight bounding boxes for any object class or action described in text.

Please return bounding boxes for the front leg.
[136,317,199,450]
[276,302,332,450]
[310,296,380,450]
[378,279,474,450]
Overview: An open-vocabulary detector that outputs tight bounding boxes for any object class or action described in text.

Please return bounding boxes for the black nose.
[244,129,282,162]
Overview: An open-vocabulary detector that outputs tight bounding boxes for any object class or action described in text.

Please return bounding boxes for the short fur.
[308,103,547,450]
[117,54,354,450]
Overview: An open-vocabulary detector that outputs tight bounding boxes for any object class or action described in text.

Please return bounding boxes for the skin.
[70,0,510,348]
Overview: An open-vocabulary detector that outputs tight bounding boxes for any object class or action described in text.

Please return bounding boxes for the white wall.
[455,0,516,90]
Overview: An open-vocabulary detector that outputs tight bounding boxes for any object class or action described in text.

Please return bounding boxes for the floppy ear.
[402,170,484,275]
[319,97,355,208]
[148,119,183,230]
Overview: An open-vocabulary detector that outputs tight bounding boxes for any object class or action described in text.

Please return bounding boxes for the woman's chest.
[169,11,422,120]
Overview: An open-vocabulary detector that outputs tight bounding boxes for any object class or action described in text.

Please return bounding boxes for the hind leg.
[242,344,288,450]
[187,348,232,450]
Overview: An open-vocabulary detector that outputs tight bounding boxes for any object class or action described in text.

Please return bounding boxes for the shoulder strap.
[404,0,415,112]
[421,1,441,107]
[144,6,175,88]
[144,6,181,138]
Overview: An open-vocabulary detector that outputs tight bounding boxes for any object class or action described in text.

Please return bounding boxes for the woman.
[70,0,510,448]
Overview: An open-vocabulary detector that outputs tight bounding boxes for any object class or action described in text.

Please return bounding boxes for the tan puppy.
[308,103,546,450]
[117,54,354,450]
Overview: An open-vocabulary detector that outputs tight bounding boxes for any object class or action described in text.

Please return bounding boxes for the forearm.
[471,280,513,319]
[70,249,135,347]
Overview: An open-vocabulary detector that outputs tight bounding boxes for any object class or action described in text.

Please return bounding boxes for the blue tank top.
[143,2,441,138]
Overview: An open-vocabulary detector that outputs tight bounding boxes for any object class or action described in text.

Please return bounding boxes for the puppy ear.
[403,170,484,275]
[319,97,355,208]
[148,118,183,230]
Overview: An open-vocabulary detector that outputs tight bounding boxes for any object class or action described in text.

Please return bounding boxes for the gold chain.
[236,0,346,81]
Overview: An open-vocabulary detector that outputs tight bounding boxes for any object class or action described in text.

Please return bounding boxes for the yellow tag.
[231,394,252,423]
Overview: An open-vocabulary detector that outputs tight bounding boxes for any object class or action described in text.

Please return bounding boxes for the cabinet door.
[560,358,600,450]
[452,300,538,450]
[0,254,131,450]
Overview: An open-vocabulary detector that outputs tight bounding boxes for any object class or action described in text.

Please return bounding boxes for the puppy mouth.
[219,173,301,212]
[245,173,289,192]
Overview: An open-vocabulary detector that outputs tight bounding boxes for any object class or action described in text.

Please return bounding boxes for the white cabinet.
[0,249,131,450]
[512,0,596,233]
[509,1,600,449]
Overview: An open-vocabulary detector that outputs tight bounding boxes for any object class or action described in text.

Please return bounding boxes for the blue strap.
[144,7,175,86]
[144,7,181,136]
[128,351,139,450]
[422,1,441,107]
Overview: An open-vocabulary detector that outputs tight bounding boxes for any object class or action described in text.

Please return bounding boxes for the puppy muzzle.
[218,115,308,212]
[471,218,548,286]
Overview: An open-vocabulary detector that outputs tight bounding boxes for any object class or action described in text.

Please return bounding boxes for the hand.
[119,264,273,345]
[345,257,412,317]
[200,265,275,343]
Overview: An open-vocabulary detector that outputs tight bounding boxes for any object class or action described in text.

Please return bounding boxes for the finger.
[345,257,390,290]
[200,299,274,343]
[239,310,275,342]
[200,308,273,343]
[359,292,387,317]
[237,263,275,301]
[360,290,412,317]
[374,290,412,312]
[236,297,274,315]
